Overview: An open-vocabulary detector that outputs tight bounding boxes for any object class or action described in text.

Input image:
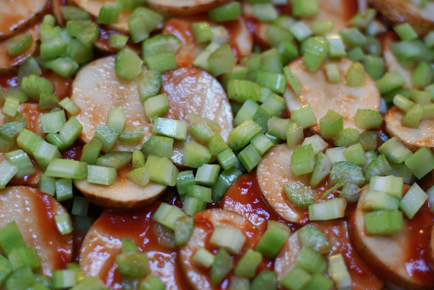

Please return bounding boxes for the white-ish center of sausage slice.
[179,209,261,290]
[74,166,166,210]
[349,187,433,289]
[161,67,233,166]
[275,220,384,289]
[385,107,434,151]
[73,0,132,33]
[0,186,72,277]
[0,23,39,73]
[71,56,153,152]
[257,145,324,223]
[284,58,380,131]
[0,0,47,40]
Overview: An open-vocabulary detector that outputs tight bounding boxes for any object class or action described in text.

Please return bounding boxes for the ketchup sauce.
[80,203,190,290]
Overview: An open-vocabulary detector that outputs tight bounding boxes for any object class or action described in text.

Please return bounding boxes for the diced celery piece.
[364,210,403,235]
[238,144,262,172]
[251,133,273,156]
[291,144,315,176]
[362,189,400,211]
[59,97,80,116]
[45,159,87,179]
[5,265,35,290]
[195,164,220,186]
[255,221,290,258]
[210,248,233,285]
[190,122,214,143]
[80,138,102,165]
[174,215,194,246]
[145,156,178,186]
[37,175,56,196]
[404,147,434,179]
[304,273,334,290]
[144,93,169,120]
[210,225,245,254]
[209,133,228,156]
[310,152,332,188]
[5,149,35,179]
[59,116,83,146]
[234,248,262,278]
[208,2,241,22]
[260,93,286,117]
[176,170,195,200]
[292,0,319,18]
[138,70,162,102]
[250,270,277,290]
[284,181,315,208]
[55,178,73,201]
[227,120,262,151]
[192,248,214,268]
[378,137,412,164]
[152,118,187,141]
[186,185,212,203]
[126,166,149,187]
[326,33,346,58]
[296,246,326,274]
[328,253,351,290]
[116,251,150,277]
[256,70,286,94]
[343,143,365,166]
[375,71,406,94]
[369,175,403,198]
[212,167,242,202]
[286,120,303,148]
[183,196,206,215]
[208,44,236,76]
[115,48,143,80]
[291,104,317,129]
[183,141,211,168]
[308,198,347,220]
[40,110,66,134]
[302,37,329,72]
[227,80,261,103]
[399,183,427,219]
[354,109,383,129]
[153,203,186,230]
[119,125,144,143]
[297,227,330,254]
[141,136,173,158]
[33,141,62,170]
[281,266,312,290]
[94,126,121,153]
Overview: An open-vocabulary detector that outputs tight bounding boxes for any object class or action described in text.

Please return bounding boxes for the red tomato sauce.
[403,204,434,286]
[31,188,73,270]
[85,203,190,290]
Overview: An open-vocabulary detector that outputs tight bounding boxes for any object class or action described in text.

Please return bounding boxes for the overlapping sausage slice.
[256,145,323,224]
[147,0,233,17]
[284,58,381,131]
[72,0,132,33]
[384,107,434,151]
[349,187,434,289]
[0,186,73,277]
[275,220,384,290]
[0,24,39,73]
[369,0,434,35]
[163,16,252,67]
[0,0,47,40]
[79,203,189,290]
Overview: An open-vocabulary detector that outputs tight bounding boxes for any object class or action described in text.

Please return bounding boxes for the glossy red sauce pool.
[403,203,434,286]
